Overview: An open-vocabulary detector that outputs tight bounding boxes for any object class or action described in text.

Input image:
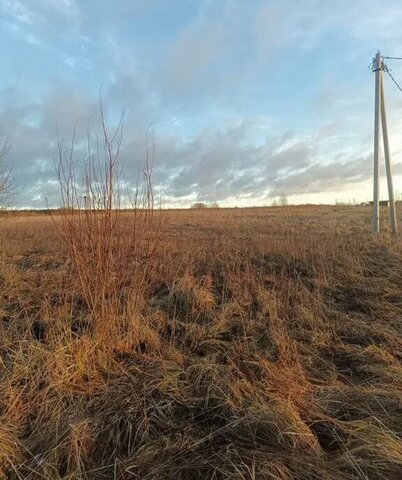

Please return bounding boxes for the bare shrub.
[54,102,160,343]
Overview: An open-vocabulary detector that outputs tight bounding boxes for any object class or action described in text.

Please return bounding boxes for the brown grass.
[0,205,402,479]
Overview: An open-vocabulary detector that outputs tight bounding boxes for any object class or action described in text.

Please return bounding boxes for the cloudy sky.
[1,0,402,208]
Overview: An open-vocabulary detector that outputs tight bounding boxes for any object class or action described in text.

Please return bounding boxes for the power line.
[383,56,402,60]
[383,64,402,94]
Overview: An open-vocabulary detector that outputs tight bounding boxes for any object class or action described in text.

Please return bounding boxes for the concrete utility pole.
[372,51,381,234]
[380,73,398,234]
[372,50,398,235]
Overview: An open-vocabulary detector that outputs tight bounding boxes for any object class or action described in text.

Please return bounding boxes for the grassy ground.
[1,205,402,479]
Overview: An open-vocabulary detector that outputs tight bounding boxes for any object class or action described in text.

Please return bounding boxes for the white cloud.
[2,0,402,207]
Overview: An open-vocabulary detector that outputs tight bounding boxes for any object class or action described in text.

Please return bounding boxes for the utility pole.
[372,50,398,235]
[380,73,398,234]
[372,51,381,234]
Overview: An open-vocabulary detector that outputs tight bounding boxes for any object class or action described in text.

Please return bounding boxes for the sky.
[1,0,402,208]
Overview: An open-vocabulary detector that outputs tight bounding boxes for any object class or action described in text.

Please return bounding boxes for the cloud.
[0,81,376,208]
[154,122,373,203]
[164,2,243,92]
[166,23,225,90]
[2,0,402,207]
[1,0,80,33]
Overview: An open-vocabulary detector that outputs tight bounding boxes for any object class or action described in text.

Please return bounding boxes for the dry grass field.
[1,205,402,479]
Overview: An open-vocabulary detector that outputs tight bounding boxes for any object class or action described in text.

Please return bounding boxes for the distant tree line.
[191,201,220,209]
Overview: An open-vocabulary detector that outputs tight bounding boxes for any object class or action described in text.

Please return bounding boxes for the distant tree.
[0,137,13,208]
[191,202,207,209]
[279,194,288,207]
[209,201,220,208]
[271,198,278,207]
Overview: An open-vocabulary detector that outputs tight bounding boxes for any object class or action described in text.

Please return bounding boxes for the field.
[1,205,402,479]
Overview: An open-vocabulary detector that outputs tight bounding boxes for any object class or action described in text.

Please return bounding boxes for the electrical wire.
[383,64,402,95]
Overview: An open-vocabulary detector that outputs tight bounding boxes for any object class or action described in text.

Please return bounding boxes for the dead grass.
[0,205,402,479]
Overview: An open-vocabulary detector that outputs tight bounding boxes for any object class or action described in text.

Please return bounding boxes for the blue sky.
[1,0,402,207]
